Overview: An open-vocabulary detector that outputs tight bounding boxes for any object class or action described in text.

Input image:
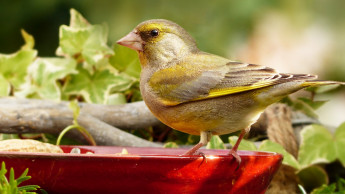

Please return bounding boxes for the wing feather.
[148,53,316,106]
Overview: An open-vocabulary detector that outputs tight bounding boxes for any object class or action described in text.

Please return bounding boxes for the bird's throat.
[137,51,149,67]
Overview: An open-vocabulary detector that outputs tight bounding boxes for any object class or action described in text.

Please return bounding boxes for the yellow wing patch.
[192,80,276,101]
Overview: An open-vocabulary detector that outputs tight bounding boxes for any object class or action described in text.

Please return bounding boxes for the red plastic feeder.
[0,146,282,194]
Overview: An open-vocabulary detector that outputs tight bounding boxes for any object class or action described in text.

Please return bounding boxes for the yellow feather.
[193,80,276,101]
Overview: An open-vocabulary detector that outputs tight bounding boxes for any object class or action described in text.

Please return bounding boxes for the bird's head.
[117,19,198,66]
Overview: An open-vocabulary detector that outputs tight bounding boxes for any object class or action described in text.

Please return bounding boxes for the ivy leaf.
[259,140,300,169]
[311,184,336,194]
[206,135,226,149]
[306,84,341,94]
[335,122,345,167]
[106,93,127,105]
[228,136,257,151]
[69,8,89,28]
[282,97,318,118]
[298,97,328,110]
[0,30,37,94]
[337,178,345,192]
[16,57,77,100]
[229,136,300,169]
[56,9,113,71]
[0,75,10,96]
[164,142,179,148]
[63,67,132,104]
[109,73,136,93]
[109,45,141,78]
[298,124,345,168]
[187,135,200,145]
[298,165,329,192]
[20,29,35,50]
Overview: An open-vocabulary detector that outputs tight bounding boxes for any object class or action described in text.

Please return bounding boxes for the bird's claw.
[199,152,207,163]
[181,151,207,165]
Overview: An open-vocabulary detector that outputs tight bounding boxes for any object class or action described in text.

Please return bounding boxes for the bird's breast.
[140,85,266,136]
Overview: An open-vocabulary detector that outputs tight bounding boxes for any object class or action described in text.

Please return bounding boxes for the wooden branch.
[0,97,160,147]
[79,101,161,130]
[0,97,160,130]
[0,98,318,148]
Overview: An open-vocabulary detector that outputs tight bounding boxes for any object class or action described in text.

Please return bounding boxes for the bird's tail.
[301,80,345,87]
[257,79,344,106]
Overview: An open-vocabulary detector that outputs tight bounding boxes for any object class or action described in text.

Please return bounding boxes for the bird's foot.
[182,142,204,156]
[182,150,207,165]
[229,148,241,170]
[228,128,248,170]
[182,143,207,163]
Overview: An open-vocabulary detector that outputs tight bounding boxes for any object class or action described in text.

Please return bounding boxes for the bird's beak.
[117,31,144,51]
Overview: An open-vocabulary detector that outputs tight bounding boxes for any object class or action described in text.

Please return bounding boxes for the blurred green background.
[1,0,345,125]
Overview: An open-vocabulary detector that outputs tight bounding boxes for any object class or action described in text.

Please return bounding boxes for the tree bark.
[0,97,160,147]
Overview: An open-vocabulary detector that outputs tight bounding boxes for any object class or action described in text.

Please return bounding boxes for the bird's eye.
[150,29,159,37]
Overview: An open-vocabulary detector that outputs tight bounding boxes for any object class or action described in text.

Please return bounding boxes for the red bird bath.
[0,146,282,193]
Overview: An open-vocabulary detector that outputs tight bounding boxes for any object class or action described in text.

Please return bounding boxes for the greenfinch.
[117,19,344,164]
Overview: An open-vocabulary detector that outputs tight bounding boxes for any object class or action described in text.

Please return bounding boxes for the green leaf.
[334,122,345,167]
[206,135,226,149]
[259,140,300,169]
[281,96,294,106]
[17,185,40,191]
[281,96,319,118]
[63,67,132,104]
[298,125,337,168]
[229,135,300,169]
[106,93,127,105]
[0,134,19,140]
[128,85,143,102]
[311,184,336,194]
[109,73,136,93]
[16,176,31,186]
[228,136,257,151]
[56,9,113,71]
[9,168,18,193]
[311,178,345,194]
[20,29,35,50]
[337,178,345,192]
[0,161,40,193]
[298,165,329,192]
[187,135,200,145]
[0,162,8,182]
[164,142,179,148]
[292,98,318,118]
[110,45,141,78]
[121,148,129,154]
[69,8,90,28]
[298,97,328,110]
[16,57,77,100]
[0,47,37,91]
[0,74,10,96]
[298,123,345,168]
[313,84,341,94]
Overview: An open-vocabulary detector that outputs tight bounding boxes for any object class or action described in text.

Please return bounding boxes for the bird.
[117,19,344,164]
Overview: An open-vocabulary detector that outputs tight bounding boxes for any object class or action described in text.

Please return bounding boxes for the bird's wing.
[148,53,316,106]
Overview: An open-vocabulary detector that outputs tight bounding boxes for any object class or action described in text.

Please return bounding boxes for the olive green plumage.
[117,19,344,157]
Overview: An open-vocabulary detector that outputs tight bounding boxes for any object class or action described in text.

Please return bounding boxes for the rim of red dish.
[0,145,282,159]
